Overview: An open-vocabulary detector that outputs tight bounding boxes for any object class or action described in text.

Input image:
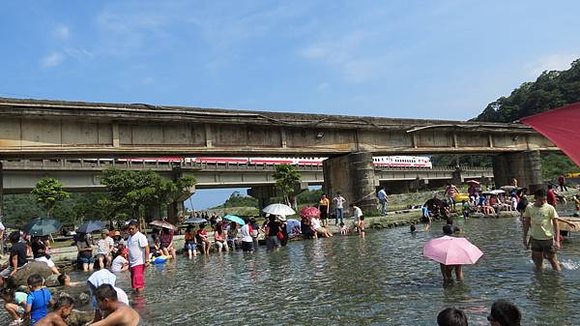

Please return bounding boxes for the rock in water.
[67,309,96,326]
[8,261,53,287]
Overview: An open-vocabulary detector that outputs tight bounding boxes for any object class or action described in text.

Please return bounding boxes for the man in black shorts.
[522,189,561,272]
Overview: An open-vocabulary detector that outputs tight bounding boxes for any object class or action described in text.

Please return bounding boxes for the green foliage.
[474,59,580,122]
[473,57,580,176]
[541,153,577,181]
[3,194,44,226]
[30,177,70,217]
[430,154,492,167]
[272,164,301,205]
[99,169,196,220]
[214,191,258,208]
[296,188,323,204]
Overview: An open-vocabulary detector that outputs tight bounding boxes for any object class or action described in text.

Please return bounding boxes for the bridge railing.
[1,159,492,174]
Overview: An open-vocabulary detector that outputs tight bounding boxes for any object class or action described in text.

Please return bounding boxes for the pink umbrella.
[423,236,483,265]
[299,206,320,219]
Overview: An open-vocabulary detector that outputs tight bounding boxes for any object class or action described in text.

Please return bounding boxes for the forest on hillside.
[473,59,580,123]
[434,58,580,177]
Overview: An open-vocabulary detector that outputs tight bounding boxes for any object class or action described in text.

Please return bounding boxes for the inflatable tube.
[454,194,470,202]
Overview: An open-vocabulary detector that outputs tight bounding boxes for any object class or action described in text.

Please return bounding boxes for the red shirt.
[547,189,557,206]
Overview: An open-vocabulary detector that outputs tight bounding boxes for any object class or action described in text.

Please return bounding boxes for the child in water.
[1,287,27,325]
[339,222,348,235]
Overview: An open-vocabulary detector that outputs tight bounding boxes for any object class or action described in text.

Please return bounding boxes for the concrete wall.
[493,150,542,189]
[323,152,378,214]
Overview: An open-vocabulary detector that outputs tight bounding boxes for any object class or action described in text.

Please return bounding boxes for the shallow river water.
[6,217,580,325]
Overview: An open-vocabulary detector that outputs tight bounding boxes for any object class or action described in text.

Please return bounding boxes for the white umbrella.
[262,203,296,216]
[482,189,505,196]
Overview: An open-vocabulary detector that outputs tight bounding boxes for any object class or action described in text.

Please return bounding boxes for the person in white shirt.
[349,203,363,232]
[239,221,254,253]
[311,216,333,238]
[332,192,346,225]
[111,248,129,273]
[126,220,150,293]
[96,233,114,269]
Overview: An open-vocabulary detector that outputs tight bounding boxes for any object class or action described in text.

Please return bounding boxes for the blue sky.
[1,1,579,209]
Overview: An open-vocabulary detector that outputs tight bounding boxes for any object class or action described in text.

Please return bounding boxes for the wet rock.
[8,261,53,287]
[66,309,95,326]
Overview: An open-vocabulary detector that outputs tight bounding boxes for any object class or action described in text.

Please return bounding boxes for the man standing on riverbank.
[377,187,388,215]
[126,220,150,293]
[333,192,346,225]
[522,189,561,272]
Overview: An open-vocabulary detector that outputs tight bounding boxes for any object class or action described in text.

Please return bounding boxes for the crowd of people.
[0,175,575,325]
[0,222,143,325]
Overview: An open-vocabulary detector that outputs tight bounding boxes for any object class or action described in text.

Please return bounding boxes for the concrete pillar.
[493,151,542,189]
[166,166,190,224]
[247,185,277,211]
[452,167,463,185]
[323,152,378,214]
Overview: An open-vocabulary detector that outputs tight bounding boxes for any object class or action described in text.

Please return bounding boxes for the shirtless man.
[35,296,74,326]
[89,284,141,326]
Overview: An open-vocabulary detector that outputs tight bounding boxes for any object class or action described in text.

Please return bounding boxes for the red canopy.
[521,102,580,166]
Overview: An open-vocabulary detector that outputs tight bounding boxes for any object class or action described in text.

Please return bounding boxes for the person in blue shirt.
[25,274,54,325]
[377,187,388,215]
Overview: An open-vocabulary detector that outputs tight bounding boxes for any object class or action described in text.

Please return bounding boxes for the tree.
[472,56,580,180]
[272,164,301,206]
[99,169,196,221]
[30,177,70,218]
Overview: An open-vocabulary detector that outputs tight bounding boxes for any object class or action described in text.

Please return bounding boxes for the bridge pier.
[493,150,542,190]
[247,185,277,211]
[323,152,378,214]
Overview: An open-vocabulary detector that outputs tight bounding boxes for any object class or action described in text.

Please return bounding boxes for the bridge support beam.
[247,186,277,211]
[493,150,542,190]
[323,152,378,214]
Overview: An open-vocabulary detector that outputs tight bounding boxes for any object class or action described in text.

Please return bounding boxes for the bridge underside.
[0,98,557,158]
[0,98,555,214]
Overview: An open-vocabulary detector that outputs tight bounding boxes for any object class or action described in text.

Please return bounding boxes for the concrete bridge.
[0,97,558,213]
[0,159,493,193]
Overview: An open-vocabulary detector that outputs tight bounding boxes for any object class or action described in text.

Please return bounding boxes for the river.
[4,217,580,325]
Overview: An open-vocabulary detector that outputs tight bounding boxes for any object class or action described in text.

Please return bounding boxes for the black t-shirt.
[10,242,29,267]
[267,221,281,236]
[31,241,47,259]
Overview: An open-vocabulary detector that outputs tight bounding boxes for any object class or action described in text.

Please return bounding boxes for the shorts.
[78,256,95,264]
[185,242,196,251]
[530,238,556,254]
[241,241,253,252]
[130,264,145,290]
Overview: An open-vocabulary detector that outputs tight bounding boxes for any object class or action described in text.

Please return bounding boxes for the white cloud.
[54,25,70,40]
[299,31,389,83]
[41,52,65,68]
[527,53,578,77]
